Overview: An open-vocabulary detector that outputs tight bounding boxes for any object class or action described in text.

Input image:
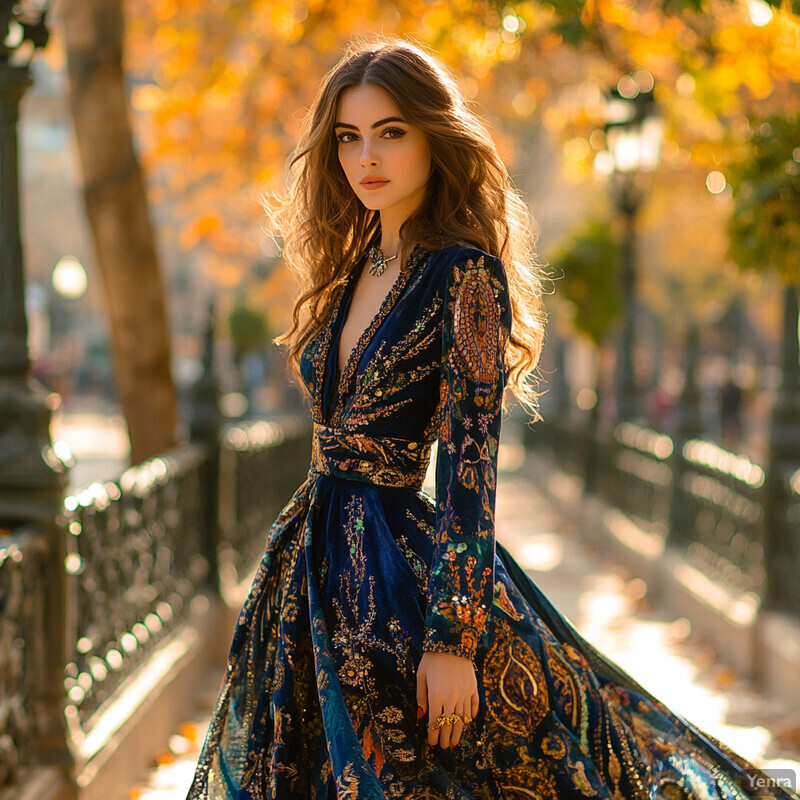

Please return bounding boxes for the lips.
[360,175,390,190]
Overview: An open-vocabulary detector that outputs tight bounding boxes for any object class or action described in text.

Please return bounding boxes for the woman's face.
[335,84,432,223]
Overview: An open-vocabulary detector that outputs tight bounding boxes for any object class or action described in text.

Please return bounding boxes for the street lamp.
[52,255,89,300]
[1,1,51,61]
[0,0,69,523]
[50,255,89,393]
[597,71,664,422]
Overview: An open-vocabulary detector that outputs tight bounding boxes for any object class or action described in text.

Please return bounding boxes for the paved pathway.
[50,396,130,489]
[125,427,800,799]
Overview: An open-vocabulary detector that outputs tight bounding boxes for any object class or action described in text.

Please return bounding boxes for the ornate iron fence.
[525,415,797,615]
[596,421,674,540]
[769,467,800,615]
[0,528,47,791]
[0,411,312,798]
[673,439,766,594]
[59,443,210,728]
[56,415,311,731]
[218,415,312,590]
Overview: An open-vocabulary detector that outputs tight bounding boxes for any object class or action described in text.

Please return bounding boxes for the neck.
[378,184,427,258]
[378,216,402,257]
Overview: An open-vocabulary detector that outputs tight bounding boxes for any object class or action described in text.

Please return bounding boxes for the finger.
[450,703,465,748]
[437,717,452,750]
[416,666,428,716]
[428,703,444,747]
[471,690,480,720]
[438,706,457,750]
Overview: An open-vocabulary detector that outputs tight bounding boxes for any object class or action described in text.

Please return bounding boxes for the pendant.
[367,246,398,277]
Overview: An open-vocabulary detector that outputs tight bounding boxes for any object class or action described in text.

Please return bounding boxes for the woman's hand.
[416,651,479,749]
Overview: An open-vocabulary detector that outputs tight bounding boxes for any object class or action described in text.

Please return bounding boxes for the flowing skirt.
[186,473,794,800]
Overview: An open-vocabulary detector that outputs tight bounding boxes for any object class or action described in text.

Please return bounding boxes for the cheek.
[421,148,432,178]
[411,142,432,181]
[338,149,358,183]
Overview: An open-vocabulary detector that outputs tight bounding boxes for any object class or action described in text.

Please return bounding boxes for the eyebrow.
[334,116,406,130]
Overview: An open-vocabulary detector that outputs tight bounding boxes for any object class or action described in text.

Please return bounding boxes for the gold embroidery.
[327,244,431,426]
[484,620,548,737]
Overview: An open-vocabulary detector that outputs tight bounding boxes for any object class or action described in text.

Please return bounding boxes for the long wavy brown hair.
[270,36,547,419]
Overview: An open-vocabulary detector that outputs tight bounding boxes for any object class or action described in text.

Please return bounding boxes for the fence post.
[668,322,703,545]
[190,302,223,593]
[764,285,800,612]
[0,26,74,785]
[583,399,601,495]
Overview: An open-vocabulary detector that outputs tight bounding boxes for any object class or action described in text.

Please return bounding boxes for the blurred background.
[2,1,800,798]
[18,0,798,476]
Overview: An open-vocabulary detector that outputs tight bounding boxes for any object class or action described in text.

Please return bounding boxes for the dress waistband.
[309,424,433,490]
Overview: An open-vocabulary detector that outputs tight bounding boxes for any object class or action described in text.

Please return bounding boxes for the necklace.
[366,246,398,277]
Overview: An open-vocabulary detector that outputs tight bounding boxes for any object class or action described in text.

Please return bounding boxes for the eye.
[336,131,359,144]
[381,127,406,139]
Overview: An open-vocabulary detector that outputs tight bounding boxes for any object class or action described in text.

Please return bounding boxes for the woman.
[187,38,793,800]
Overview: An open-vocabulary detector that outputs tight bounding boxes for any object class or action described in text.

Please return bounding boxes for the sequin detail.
[187,245,790,800]
[310,424,433,489]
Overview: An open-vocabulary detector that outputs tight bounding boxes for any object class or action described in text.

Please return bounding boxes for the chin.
[357,196,393,212]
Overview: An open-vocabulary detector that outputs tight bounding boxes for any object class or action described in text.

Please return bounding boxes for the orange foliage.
[120,0,800,327]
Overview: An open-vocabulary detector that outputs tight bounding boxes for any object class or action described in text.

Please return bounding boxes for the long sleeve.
[422,250,512,661]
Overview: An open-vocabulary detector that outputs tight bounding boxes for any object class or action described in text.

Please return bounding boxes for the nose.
[360,141,379,168]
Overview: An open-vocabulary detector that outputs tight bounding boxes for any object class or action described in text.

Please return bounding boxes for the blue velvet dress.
[186,244,795,800]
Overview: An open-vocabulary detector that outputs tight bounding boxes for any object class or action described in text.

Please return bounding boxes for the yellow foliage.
[195,215,222,237]
[638,165,740,330]
[121,0,800,299]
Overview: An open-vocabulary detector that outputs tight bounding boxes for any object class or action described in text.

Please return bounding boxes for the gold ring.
[460,714,473,725]
[432,713,461,729]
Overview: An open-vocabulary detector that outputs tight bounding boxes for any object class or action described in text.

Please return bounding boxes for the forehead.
[336,84,402,126]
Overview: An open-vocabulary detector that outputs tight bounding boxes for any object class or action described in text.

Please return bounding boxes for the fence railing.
[768,465,800,614]
[0,412,312,798]
[60,443,210,729]
[674,439,766,595]
[526,414,799,619]
[0,527,48,790]
[597,422,674,541]
[218,415,311,590]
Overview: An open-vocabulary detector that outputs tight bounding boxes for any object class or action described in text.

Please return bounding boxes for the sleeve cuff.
[422,619,485,662]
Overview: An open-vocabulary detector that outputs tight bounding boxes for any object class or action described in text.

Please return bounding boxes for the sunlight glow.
[518,534,564,572]
[706,170,727,194]
[676,73,696,97]
[593,151,615,178]
[576,387,598,411]
[746,0,773,26]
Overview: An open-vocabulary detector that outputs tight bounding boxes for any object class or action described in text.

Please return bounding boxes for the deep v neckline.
[324,244,427,423]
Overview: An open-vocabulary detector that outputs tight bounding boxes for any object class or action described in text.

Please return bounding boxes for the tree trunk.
[61,0,177,464]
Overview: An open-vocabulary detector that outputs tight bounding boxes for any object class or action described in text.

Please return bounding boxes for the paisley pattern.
[186,244,796,799]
